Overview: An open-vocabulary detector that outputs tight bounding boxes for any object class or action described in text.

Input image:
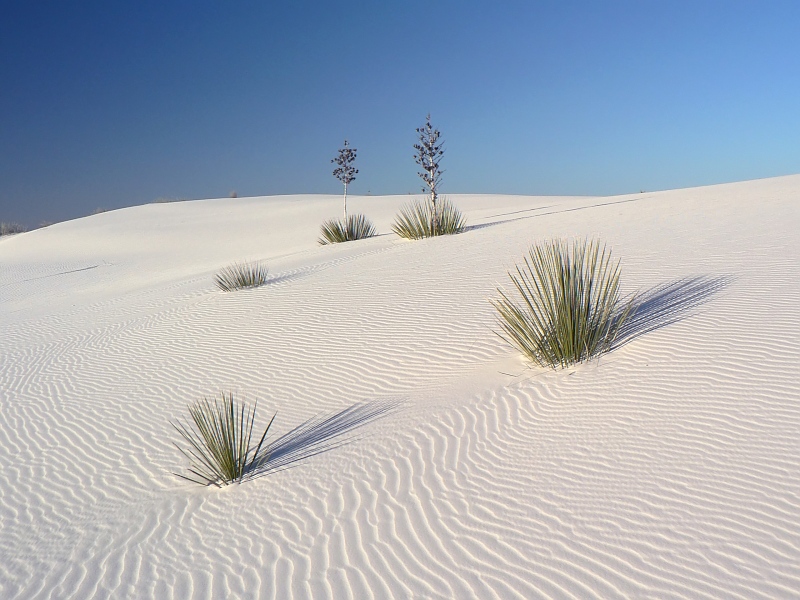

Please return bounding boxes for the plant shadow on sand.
[466,197,652,233]
[248,399,401,480]
[611,275,732,350]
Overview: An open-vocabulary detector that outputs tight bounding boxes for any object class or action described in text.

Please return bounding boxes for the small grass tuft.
[214,261,269,292]
[318,213,377,245]
[172,392,275,487]
[0,222,26,236]
[391,196,466,240]
[492,238,635,369]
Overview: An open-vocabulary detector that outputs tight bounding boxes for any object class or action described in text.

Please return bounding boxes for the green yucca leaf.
[391,196,466,240]
[318,213,377,245]
[492,238,635,369]
[214,262,269,292]
[172,392,275,487]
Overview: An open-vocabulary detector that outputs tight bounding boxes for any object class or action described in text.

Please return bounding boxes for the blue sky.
[2,1,799,226]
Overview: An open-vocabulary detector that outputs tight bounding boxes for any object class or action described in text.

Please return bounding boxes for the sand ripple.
[1,181,799,598]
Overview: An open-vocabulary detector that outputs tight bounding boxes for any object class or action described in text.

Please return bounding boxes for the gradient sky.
[2,1,799,227]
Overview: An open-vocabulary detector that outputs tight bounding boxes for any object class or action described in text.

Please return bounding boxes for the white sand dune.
[1,177,798,598]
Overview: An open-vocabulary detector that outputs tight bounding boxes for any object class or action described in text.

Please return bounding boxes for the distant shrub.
[391,195,466,240]
[214,261,269,292]
[0,222,26,236]
[492,238,635,368]
[172,392,274,487]
[318,213,377,245]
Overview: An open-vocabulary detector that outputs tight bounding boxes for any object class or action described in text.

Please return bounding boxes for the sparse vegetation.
[414,114,444,221]
[492,238,635,368]
[173,396,399,487]
[214,261,269,292]
[0,222,26,236]
[318,213,377,245]
[393,114,465,239]
[172,393,275,487]
[391,195,466,239]
[331,140,359,220]
[320,140,370,244]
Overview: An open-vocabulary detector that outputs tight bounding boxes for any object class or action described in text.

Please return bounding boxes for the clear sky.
[2,0,799,227]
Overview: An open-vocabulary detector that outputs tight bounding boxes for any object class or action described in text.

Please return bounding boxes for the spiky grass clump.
[492,238,635,369]
[318,213,377,245]
[214,261,269,292]
[172,393,275,487]
[0,222,26,236]
[391,196,466,240]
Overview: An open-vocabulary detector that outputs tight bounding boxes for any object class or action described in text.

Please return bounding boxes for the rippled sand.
[1,177,798,598]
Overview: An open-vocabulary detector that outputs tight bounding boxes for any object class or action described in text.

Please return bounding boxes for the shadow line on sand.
[466,196,652,233]
[248,399,401,480]
[612,275,733,350]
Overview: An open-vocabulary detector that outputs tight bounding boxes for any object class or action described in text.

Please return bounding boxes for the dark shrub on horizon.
[0,222,26,236]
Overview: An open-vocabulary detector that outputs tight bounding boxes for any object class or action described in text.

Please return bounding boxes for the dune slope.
[1,178,799,598]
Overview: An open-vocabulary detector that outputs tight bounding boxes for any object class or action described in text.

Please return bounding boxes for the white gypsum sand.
[0,176,798,598]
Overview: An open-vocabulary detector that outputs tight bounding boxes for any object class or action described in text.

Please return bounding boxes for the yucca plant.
[214,261,269,292]
[414,113,444,231]
[172,393,275,487]
[331,139,358,220]
[492,238,635,369]
[318,213,377,245]
[391,196,466,240]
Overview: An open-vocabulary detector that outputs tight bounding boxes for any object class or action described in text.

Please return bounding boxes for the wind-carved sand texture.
[1,177,799,598]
